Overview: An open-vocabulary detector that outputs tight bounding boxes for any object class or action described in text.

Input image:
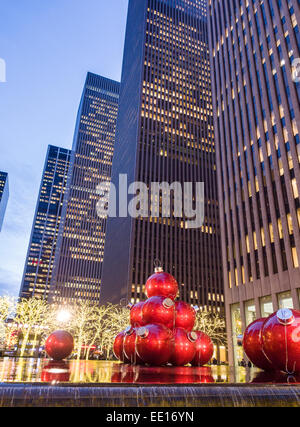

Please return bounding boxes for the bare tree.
[194,310,227,347]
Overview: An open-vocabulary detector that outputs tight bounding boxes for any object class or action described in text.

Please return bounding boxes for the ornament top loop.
[188,331,198,342]
[137,327,149,338]
[277,308,294,325]
[163,298,175,309]
[125,326,134,335]
[154,259,163,273]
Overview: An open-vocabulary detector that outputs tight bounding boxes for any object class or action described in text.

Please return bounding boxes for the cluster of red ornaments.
[114,268,214,367]
[243,308,300,374]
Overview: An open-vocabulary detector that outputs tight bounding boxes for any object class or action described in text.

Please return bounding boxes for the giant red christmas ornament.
[169,328,197,366]
[41,361,70,383]
[113,330,130,363]
[261,309,300,374]
[242,318,274,371]
[123,327,144,365]
[145,267,178,300]
[142,296,175,329]
[191,331,214,367]
[136,324,174,366]
[175,301,196,331]
[45,330,74,361]
[130,302,146,327]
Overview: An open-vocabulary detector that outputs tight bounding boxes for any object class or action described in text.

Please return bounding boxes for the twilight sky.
[0,0,128,296]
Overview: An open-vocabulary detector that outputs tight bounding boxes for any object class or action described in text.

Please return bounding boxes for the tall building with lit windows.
[0,171,9,232]
[19,146,72,299]
[101,0,223,313]
[208,0,300,365]
[49,73,120,304]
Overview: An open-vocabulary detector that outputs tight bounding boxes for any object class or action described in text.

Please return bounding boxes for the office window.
[260,295,273,318]
[245,299,256,326]
[277,291,293,309]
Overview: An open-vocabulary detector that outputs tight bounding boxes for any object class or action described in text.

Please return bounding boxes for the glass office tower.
[101,0,223,312]
[208,0,300,365]
[49,73,120,304]
[19,146,72,299]
[0,171,9,232]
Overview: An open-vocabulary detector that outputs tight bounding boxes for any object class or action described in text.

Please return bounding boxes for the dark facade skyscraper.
[49,73,120,304]
[101,0,223,312]
[208,0,300,364]
[0,171,9,232]
[19,146,72,299]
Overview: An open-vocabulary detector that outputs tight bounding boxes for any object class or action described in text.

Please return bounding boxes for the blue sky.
[0,0,128,296]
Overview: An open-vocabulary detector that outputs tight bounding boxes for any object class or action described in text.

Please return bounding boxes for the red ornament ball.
[242,318,274,371]
[136,324,174,366]
[130,302,146,327]
[45,330,74,361]
[175,301,196,331]
[142,296,175,329]
[261,309,300,374]
[191,331,214,367]
[113,330,130,363]
[169,328,197,366]
[145,270,178,300]
[123,327,144,365]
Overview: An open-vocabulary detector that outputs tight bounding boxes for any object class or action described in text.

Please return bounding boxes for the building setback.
[208,0,300,365]
[49,73,120,304]
[0,171,9,232]
[100,0,223,312]
[19,146,72,299]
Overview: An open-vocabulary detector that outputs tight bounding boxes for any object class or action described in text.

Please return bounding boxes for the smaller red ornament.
[169,328,197,366]
[130,302,146,327]
[242,318,274,371]
[123,327,144,365]
[261,309,300,374]
[113,330,130,363]
[175,301,196,331]
[41,361,70,383]
[45,330,74,361]
[136,324,174,366]
[145,267,178,300]
[142,296,175,329]
[191,331,214,367]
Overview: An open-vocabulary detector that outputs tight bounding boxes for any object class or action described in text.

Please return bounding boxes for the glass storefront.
[260,295,273,318]
[244,299,256,326]
[231,303,243,366]
[277,291,293,309]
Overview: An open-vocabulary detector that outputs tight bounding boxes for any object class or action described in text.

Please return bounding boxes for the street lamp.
[57,309,71,324]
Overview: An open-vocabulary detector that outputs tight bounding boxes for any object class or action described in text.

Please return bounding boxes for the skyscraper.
[100,0,223,312]
[208,0,300,364]
[49,73,120,304]
[0,171,9,232]
[19,146,72,299]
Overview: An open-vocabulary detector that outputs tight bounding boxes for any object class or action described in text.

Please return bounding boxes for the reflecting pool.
[0,358,299,385]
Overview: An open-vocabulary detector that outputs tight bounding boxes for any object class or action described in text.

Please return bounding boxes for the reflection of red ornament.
[41,361,70,383]
[113,331,130,363]
[134,366,173,384]
[191,331,214,367]
[130,302,146,327]
[175,301,196,331]
[45,331,74,361]
[169,328,197,366]
[136,324,174,366]
[261,309,300,374]
[193,367,215,384]
[145,270,178,300]
[242,318,274,371]
[142,296,175,329]
[123,327,144,365]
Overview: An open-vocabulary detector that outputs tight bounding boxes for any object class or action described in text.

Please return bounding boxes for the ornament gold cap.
[192,305,200,312]
[137,327,149,338]
[188,331,198,342]
[154,259,163,273]
[277,308,294,325]
[163,298,175,308]
[125,326,134,335]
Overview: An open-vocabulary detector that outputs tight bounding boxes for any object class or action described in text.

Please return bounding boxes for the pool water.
[0,358,299,385]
